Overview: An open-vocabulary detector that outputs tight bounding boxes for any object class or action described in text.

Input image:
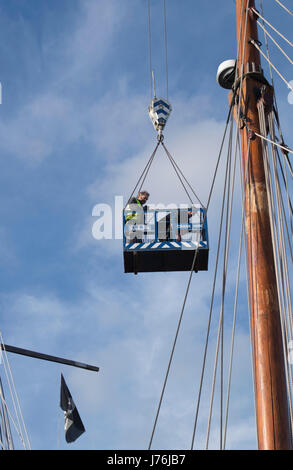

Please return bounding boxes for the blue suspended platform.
[123,207,209,274]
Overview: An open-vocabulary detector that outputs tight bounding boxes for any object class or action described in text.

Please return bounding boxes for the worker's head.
[137,190,149,205]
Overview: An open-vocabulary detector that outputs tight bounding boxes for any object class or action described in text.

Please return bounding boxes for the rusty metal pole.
[233,0,292,450]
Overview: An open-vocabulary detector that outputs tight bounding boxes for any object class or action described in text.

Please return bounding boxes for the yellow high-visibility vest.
[125,199,143,223]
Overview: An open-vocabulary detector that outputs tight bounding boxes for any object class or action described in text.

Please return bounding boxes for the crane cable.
[124,137,206,212]
[147,0,268,450]
[147,16,250,443]
[147,0,169,100]
[149,0,250,449]
[147,0,153,101]
[163,0,169,101]
[124,141,160,210]
[161,142,205,207]
[126,0,202,210]
[148,90,237,449]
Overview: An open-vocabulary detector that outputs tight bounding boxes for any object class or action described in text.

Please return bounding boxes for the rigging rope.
[252,131,293,154]
[0,377,14,449]
[257,20,293,66]
[146,0,292,449]
[148,85,238,449]
[274,0,293,17]
[192,0,292,448]
[0,335,31,450]
[124,141,160,210]
[205,118,235,450]
[205,118,252,450]
[257,99,293,432]
[223,183,246,448]
[191,2,250,448]
[161,142,205,207]
[275,148,293,241]
[249,39,293,92]
[259,0,293,203]
[251,7,293,47]
[268,112,293,412]
[259,0,292,186]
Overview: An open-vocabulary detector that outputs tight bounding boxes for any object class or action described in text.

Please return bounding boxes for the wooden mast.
[233,0,292,450]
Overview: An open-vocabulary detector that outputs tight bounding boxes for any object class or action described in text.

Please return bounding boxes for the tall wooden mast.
[233,0,292,450]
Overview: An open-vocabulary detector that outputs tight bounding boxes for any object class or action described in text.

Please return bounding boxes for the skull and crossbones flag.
[60,373,85,443]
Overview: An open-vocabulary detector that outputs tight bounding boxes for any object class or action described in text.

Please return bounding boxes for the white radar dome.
[217,59,236,89]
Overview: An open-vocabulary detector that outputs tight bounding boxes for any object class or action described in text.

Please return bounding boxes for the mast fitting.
[248,6,259,21]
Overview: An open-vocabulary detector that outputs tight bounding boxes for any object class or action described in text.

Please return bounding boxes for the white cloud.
[0,93,82,163]
[0,264,256,449]
[0,0,128,164]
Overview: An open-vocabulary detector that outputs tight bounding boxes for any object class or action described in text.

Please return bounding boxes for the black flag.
[60,373,85,443]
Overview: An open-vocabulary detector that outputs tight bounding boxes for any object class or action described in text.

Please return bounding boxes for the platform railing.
[123,207,206,245]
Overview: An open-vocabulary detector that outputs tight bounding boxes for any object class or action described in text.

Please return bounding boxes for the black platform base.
[124,249,209,274]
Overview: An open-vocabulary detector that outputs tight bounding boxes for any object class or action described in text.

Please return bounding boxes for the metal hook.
[157,131,164,142]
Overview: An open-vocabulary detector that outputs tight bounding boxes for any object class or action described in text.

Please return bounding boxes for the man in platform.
[124,191,149,242]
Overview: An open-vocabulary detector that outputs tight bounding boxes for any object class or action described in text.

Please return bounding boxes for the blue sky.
[0,0,292,450]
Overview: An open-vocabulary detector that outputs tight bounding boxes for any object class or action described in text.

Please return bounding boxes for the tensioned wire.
[124,140,160,210]
[147,0,259,450]
[250,38,293,93]
[0,334,31,449]
[259,0,293,188]
[269,115,293,430]
[148,92,237,450]
[0,376,14,449]
[205,112,235,450]
[147,0,169,100]
[147,0,153,101]
[222,141,249,448]
[163,0,169,100]
[274,149,293,256]
[147,0,282,450]
[259,0,293,235]
[251,6,293,46]
[256,20,293,66]
[206,129,252,450]
[252,131,293,154]
[274,0,293,18]
[191,0,250,449]
[205,92,252,449]
[237,0,290,440]
[161,142,205,208]
[141,29,243,448]
[260,103,293,429]
[125,137,205,211]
